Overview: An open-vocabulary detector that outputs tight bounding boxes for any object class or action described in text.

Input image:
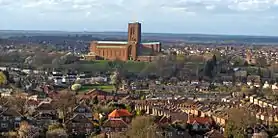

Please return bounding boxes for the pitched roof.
[85,89,112,97]
[36,102,54,111]
[103,118,128,128]
[187,117,213,125]
[67,114,92,123]
[72,104,91,113]
[108,109,132,118]
[0,107,22,117]
[33,112,58,119]
[154,116,171,124]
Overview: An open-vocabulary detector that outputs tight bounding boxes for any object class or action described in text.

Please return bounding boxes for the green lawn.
[79,85,115,92]
[75,60,150,73]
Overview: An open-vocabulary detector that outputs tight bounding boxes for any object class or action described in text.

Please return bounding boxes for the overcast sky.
[1,0,278,36]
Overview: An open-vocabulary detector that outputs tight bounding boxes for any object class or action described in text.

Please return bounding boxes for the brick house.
[108,109,132,123]
[72,103,92,119]
[102,118,129,133]
[33,102,58,128]
[0,107,22,132]
[65,114,95,135]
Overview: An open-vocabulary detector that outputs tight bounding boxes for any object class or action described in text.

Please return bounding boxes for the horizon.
[1,29,278,38]
[1,0,278,36]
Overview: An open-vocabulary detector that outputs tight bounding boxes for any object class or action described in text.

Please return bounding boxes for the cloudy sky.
[1,0,278,36]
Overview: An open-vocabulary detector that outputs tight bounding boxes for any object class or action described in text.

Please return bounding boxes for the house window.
[2,116,9,121]
[85,123,91,127]
[78,108,85,112]
[178,131,184,135]
[1,123,8,128]
[167,132,172,137]
[105,128,111,132]
[122,128,128,131]
[192,124,198,130]
[15,117,21,121]
[14,122,20,128]
[86,129,91,134]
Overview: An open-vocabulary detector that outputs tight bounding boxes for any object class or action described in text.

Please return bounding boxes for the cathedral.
[86,22,161,62]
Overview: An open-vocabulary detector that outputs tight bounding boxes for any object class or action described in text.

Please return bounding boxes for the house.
[252,131,268,138]
[25,99,40,114]
[190,78,200,85]
[65,114,95,135]
[221,76,233,86]
[196,82,210,92]
[108,109,132,123]
[272,83,278,90]
[80,89,128,102]
[72,103,92,118]
[102,118,129,133]
[80,89,116,101]
[247,75,261,87]
[0,107,22,132]
[234,70,247,80]
[262,81,270,89]
[0,91,12,97]
[157,124,191,138]
[66,72,78,83]
[187,116,213,131]
[91,76,108,84]
[154,115,171,124]
[33,102,58,127]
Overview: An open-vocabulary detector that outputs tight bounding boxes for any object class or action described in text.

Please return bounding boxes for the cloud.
[227,0,277,11]
[206,5,216,10]
[1,0,278,23]
[1,0,278,13]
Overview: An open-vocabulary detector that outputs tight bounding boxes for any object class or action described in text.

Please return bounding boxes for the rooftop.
[108,109,132,118]
[96,41,128,45]
[95,41,160,45]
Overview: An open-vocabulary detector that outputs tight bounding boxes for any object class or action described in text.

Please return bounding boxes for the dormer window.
[78,108,85,112]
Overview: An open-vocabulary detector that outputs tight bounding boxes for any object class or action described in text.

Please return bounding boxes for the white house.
[272,83,278,90]
[263,81,270,89]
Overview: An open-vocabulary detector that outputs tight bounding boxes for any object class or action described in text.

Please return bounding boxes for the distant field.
[79,84,115,92]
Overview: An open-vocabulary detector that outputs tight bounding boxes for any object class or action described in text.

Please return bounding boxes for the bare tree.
[18,121,40,138]
[52,90,77,122]
[127,116,158,138]
[46,128,68,138]
[8,97,27,115]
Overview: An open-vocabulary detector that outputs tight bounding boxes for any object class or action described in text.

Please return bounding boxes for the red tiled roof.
[187,117,212,125]
[108,109,132,118]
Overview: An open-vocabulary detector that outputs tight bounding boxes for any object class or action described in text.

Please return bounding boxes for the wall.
[142,43,161,53]
[90,42,129,61]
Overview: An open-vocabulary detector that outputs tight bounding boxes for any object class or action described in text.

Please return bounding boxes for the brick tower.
[128,22,141,60]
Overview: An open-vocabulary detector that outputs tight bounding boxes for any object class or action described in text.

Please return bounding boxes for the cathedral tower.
[127,22,141,60]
